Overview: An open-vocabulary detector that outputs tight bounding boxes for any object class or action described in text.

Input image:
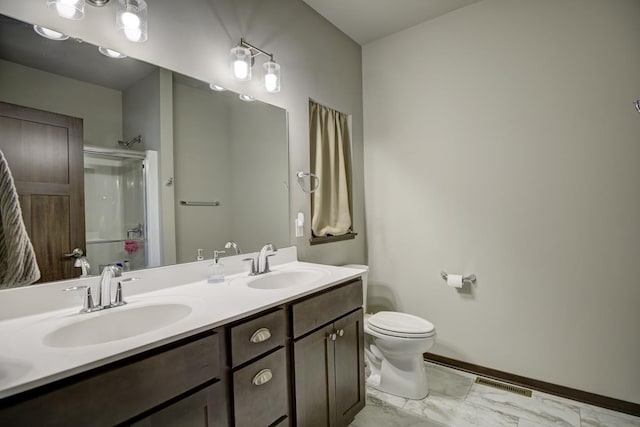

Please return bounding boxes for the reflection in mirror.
[0,14,289,286]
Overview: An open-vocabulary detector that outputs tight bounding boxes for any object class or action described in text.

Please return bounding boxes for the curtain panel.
[309,100,352,237]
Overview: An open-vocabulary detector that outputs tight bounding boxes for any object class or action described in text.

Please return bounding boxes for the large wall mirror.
[0,14,290,285]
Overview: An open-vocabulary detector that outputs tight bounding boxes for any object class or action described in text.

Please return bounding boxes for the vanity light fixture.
[230,39,281,93]
[209,83,226,92]
[230,45,252,81]
[263,60,280,93]
[33,25,70,40]
[98,46,127,58]
[46,0,148,43]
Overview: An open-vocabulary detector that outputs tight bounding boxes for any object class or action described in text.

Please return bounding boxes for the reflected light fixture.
[117,0,148,42]
[209,83,226,92]
[48,0,85,20]
[230,39,281,93]
[98,46,127,58]
[46,0,148,43]
[239,94,256,102]
[33,25,70,40]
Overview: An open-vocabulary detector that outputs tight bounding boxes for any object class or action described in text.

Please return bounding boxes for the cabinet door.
[333,309,365,427]
[293,324,336,427]
[130,382,228,427]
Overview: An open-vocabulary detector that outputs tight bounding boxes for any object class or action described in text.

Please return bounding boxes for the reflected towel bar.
[180,201,220,206]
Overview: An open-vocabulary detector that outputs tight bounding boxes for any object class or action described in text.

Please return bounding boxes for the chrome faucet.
[99,265,122,308]
[242,243,277,276]
[257,243,277,274]
[63,265,143,313]
[224,240,241,255]
[73,256,92,277]
[127,223,143,239]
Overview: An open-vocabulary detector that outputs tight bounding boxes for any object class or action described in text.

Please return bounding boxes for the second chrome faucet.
[243,243,277,276]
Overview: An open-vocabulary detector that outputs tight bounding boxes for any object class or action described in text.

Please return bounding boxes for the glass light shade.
[117,0,148,42]
[33,25,70,40]
[263,60,281,93]
[47,0,85,20]
[230,46,252,81]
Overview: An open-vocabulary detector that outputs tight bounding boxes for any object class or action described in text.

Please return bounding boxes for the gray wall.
[229,98,289,252]
[363,0,640,403]
[173,80,232,263]
[0,58,122,147]
[0,0,366,266]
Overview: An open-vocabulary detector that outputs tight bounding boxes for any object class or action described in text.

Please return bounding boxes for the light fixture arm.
[240,38,274,61]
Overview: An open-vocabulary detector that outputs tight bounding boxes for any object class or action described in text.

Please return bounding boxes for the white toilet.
[344,264,436,400]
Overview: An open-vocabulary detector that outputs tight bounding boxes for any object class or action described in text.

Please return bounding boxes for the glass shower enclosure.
[83,146,160,276]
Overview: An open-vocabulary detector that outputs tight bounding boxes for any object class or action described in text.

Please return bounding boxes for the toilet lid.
[367,311,435,337]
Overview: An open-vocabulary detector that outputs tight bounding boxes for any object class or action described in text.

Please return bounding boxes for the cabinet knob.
[252,369,273,386]
[250,327,272,343]
[328,333,337,341]
[337,329,344,337]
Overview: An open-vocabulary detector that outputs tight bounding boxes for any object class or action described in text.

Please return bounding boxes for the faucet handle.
[263,253,277,274]
[242,258,257,276]
[112,277,141,307]
[63,285,97,313]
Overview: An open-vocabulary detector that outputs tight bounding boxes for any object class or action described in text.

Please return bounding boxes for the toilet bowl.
[343,264,436,400]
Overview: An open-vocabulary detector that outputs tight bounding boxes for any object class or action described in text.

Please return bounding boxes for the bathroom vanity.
[0,251,365,426]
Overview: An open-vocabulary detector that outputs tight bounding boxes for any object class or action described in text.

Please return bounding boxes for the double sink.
[42,266,330,348]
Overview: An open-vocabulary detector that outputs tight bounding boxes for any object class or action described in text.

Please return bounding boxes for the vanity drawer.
[0,331,221,426]
[233,347,288,427]
[292,279,362,338]
[231,308,286,367]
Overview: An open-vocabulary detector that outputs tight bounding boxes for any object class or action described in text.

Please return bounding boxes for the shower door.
[84,149,147,275]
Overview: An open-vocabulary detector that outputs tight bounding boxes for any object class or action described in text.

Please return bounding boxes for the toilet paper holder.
[440,271,477,284]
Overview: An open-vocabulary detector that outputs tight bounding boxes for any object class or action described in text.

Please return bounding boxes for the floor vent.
[475,377,532,397]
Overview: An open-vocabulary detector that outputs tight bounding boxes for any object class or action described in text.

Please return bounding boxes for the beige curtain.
[310,100,352,237]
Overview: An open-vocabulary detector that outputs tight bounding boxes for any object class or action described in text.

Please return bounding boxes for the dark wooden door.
[333,309,365,427]
[294,323,335,427]
[0,101,85,282]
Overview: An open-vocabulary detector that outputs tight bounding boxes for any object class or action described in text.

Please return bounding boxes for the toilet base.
[365,353,429,400]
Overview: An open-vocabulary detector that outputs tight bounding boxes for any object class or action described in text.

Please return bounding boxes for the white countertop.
[0,249,365,399]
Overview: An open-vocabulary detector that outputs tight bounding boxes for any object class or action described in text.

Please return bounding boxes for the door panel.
[29,195,72,282]
[0,101,85,282]
[334,309,365,427]
[294,324,335,427]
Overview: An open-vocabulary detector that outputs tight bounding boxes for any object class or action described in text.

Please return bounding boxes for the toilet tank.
[342,264,368,312]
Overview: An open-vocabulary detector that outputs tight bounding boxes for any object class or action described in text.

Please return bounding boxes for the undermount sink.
[246,268,329,290]
[43,303,192,348]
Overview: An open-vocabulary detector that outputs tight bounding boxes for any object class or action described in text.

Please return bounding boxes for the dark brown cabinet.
[0,278,365,427]
[131,382,228,427]
[0,331,227,427]
[292,280,365,427]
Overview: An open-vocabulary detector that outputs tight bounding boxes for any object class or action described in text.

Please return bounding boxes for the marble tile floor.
[350,362,640,427]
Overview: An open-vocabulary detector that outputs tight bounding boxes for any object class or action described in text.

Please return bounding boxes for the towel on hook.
[0,149,40,288]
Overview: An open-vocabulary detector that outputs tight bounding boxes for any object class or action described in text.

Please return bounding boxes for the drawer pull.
[252,369,273,386]
[250,327,272,343]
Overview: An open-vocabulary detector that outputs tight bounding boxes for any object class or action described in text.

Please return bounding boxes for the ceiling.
[302,0,483,45]
[0,15,156,91]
